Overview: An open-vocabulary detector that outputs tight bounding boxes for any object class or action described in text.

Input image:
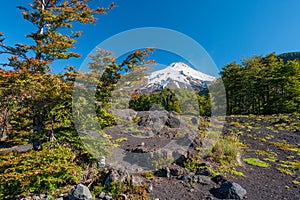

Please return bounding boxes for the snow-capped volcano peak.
[169,62,191,69]
[142,62,216,93]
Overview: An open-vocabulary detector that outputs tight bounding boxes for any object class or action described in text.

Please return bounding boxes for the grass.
[243,158,270,168]
[211,135,240,163]
[142,171,154,180]
[292,180,300,185]
[230,169,245,177]
[270,140,300,154]
[277,167,294,176]
[276,160,300,176]
[255,149,278,163]
[115,137,128,143]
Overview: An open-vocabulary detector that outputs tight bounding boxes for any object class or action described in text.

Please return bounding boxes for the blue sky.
[1,0,300,76]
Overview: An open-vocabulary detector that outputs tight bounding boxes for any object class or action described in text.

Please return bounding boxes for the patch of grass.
[109,180,148,199]
[255,149,278,163]
[276,160,300,177]
[277,167,294,176]
[279,160,300,170]
[230,169,245,177]
[92,178,148,199]
[183,155,207,173]
[270,140,300,154]
[142,171,154,180]
[292,180,300,185]
[243,158,270,168]
[115,137,128,143]
[211,136,239,163]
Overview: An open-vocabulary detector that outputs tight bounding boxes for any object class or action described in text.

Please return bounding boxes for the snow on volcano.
[142,62,216,93]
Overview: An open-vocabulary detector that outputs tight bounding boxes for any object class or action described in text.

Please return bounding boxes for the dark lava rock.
[166,112,180,128]
[157,166,171,178]
[211,175,226,184]
[169,164,186,177]
[191,117,198,125]
[219,181,247,199]
[179,173,213,185]
[196,168,211,176]
[68,184,92,200]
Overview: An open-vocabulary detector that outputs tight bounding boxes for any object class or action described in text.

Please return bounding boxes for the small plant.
[183,155,208,173]
[292,180,300,185]
[91,185,105,197]
[230,169,245,177]
[243,158,269,168]
[142,171,154,180]
[211,136,239,163]
[195,147,202,151]
[115,137,128,143]
[277,167,294,176]
[109,180,148,199]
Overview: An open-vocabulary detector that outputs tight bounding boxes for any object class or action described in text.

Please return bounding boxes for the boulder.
[159,167,171,178]
[104,168,130,190]
[130,174,146,185]
[168,164,185,177]
[109,109,137,120]
[191,117,198,125]
[166,112,180,128]
[68,184,92,200]
[196,175,212,185]
[196,168,211,176]
[179,173,213,186]
[219,181,247,199]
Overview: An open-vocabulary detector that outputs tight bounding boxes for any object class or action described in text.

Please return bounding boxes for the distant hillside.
[278,52,300,63]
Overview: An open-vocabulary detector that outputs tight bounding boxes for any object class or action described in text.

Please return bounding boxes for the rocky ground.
[102,111,300,200]
[2,111,300,200]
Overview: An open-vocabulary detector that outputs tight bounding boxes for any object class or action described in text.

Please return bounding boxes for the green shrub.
[0,144,82,199]
[184,155,207,173]
[211,136,239,163]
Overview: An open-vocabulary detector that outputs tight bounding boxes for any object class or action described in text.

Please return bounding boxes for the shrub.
[211,136,239,163]
[0,144,82,199]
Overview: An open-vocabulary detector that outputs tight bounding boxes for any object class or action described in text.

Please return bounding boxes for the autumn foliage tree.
[0,0,114,140]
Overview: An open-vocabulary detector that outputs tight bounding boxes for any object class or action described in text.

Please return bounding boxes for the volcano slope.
[108,112,300,200]
[226,114,300,200]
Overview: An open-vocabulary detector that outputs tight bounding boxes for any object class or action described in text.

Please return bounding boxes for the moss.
[115,137,128,143]
[292,180,300,185]
[243,158,269,168]
[277,167,294,176]
[142,171,154,180]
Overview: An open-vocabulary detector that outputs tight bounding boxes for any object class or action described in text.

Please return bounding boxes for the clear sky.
[1,0,300,75]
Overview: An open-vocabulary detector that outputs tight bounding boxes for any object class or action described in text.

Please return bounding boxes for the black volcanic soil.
[107,113,300,200]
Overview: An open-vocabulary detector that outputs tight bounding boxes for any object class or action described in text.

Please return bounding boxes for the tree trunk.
[33,107,43,133]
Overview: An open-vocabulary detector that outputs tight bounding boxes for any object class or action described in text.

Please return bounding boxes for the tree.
[221,53,300,115]
[0,0,114,136]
